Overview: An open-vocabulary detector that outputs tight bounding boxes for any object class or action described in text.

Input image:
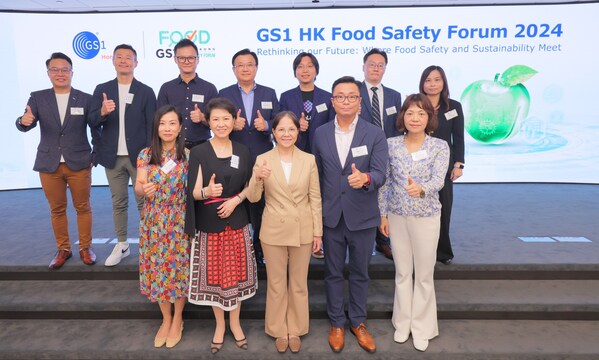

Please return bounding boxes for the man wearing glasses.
[89,44,156,267]
[219,48,280,267]
[16,52,99,269]
[312,76,388,354]
[157,39,218,149]
[360,48,403,261]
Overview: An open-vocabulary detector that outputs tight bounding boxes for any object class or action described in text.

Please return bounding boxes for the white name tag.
[411,150,428,162]
[445,109,458,120]
[316,103,328,113]
[192,94,204,103]
[261,101,273,110]
[70,107,84,115]
[230,154,240,169]
[160,159,176,174]
[385,106,397,116]
[351,145,368,158]
[124,93,134,104]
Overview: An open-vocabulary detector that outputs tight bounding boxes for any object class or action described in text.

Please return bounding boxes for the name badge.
[192,94,204,103]
[161,159,176,174]
[230,154,240,169]
[316,103,328,113]
[261,101,273,110]
[124,93,134,104]
[411,150,428,162]
[385,106,397,116]
[445,109,458,120]
[70,107,84,115]
[351,145,368,158]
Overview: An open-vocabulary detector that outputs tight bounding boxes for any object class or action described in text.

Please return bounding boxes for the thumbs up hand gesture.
[20,105,36,126]
[256,160,271,181]
[190,103,207,124]
[205,173,223,198]
[348,163,368,189]
[233,109,246,131]
[299,112,309,132]
[101,92,116,117]
[405,176,423,198]
[254,110,267,132]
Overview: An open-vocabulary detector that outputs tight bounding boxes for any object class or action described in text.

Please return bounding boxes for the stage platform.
[1,184,598,359]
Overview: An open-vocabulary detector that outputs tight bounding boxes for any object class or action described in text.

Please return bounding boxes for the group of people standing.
[17,39,464,354]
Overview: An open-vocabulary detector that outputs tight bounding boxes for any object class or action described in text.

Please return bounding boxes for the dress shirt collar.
[237,82,257,94]
[334,114,359,134]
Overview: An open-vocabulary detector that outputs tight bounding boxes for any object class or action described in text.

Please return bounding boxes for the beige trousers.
[388,213,440,340]
[262,242,313,338]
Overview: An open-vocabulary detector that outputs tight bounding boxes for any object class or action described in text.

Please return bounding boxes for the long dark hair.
[149,105,185,165]
[419,65,450,110]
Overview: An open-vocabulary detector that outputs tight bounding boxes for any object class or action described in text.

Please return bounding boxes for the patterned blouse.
[378,135,449,218]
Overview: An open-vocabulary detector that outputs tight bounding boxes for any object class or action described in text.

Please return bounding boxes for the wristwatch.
[454,164,464,169]
[419,189,425,198]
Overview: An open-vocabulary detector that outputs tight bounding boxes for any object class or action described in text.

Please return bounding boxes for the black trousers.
[436,171,454,261]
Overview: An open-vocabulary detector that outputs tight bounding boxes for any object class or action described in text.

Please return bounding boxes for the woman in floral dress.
[135,105,189,349]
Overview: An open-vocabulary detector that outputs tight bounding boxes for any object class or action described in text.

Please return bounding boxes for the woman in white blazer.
[247,111,322,354]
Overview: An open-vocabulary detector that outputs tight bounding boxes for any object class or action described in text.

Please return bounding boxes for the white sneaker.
[413,339,429,352]
[104,242,130,267]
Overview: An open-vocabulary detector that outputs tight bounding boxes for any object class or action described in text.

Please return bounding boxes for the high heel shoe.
[154,323,168,348]
[235,337,248,350]
[211,341,224,354]
[166,321,184,348]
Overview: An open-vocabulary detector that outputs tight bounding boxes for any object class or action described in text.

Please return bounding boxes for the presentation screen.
[1,2,597,189]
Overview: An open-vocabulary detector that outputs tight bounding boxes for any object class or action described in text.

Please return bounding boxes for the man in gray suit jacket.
[16,52,98,269]
[359,48,403,260]
[312,76,388,354]
[89,44,156,267]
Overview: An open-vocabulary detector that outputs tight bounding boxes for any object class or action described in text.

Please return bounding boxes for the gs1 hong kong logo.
[156,30,210,58]
[72,31,106,59]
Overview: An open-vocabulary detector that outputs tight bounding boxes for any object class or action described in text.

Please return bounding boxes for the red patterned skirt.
[188,225,257,310]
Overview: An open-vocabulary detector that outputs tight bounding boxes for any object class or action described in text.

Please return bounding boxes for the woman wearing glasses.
[246,111,322,354]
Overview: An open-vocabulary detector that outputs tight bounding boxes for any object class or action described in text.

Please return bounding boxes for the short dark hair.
[419,65,450,110]
[396,93,438,134]
[292,52,320,76]
[45,52,72,68]
[174,39,198,55]
[113,44,137,58]
[331,76,361,94]
[204,97,237,120]
[149,105,185,165]
[363,48,388,64]
[272,111,300,132]
[231,48,258,67]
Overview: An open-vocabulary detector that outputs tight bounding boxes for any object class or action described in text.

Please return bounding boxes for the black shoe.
[375,244,393,260]
[256,255,265,267]
[438,258,453,265]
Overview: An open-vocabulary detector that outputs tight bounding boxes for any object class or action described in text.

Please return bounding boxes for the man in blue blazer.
[279,52,335,154]
[312,76,388,354]
[359,48,403,260]
[89,44,156,267]
[219,48,279,266]
[16,52,98,269]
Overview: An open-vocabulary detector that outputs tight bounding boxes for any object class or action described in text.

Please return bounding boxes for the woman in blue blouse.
[378,94,449,352]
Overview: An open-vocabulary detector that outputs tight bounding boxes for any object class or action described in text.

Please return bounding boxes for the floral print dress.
[138,147,190,303]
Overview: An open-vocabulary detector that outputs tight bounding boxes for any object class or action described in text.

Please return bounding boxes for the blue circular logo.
[72,31,100,59]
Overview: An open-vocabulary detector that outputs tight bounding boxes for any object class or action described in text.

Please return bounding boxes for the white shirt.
[280,160,292,184]
[55,92,70,162]
[334,115,359,167]
[117,83,131,156]
[364,80,385,130]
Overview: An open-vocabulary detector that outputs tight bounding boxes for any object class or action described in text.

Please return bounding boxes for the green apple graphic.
[461,65,538,144]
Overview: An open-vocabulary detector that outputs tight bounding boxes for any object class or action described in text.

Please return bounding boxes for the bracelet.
[201,188,206,199]
[236,194,243,203]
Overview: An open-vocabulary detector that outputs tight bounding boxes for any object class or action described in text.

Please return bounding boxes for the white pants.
[388,213,440,340]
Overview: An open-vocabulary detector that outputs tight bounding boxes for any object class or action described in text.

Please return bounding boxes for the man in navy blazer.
[219,48,279,266]
[89,44,156,267]
[359,48,403,260]
[312,76,388,354]
[279,52,335,153]
[16,52,98,269]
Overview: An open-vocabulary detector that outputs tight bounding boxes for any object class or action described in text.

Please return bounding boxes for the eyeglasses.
[275,128,298,135]
[47,67,72,74]
[234,64,256,70]
[332,95,360,103]
[176,56,197,63]
[367,63,386,70]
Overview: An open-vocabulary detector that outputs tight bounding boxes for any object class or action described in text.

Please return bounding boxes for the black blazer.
[88,78,156,169]
[359,82,403,139]
[16,88,97,173]
[431,98,465,171]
